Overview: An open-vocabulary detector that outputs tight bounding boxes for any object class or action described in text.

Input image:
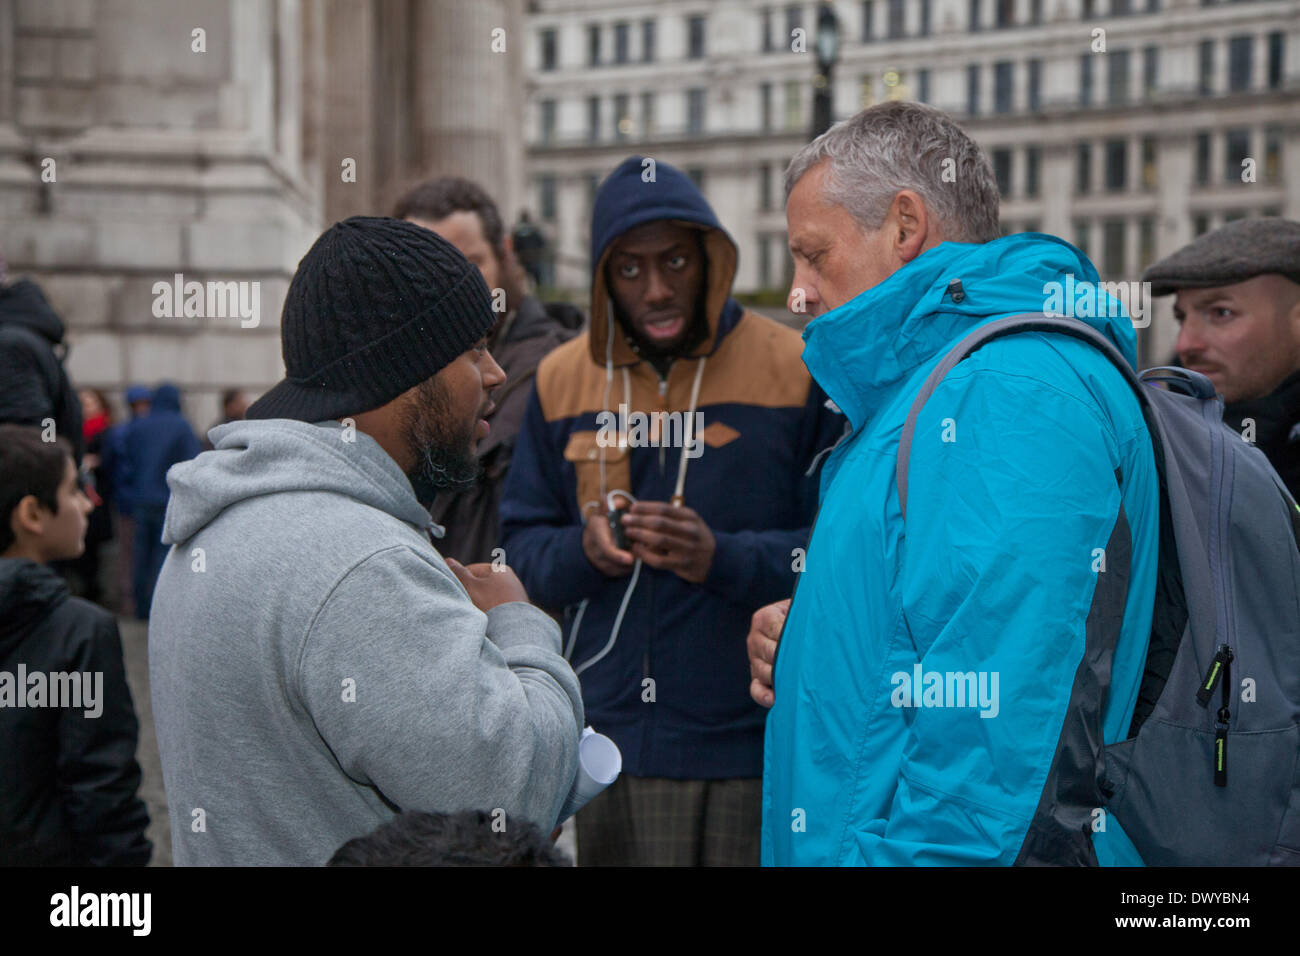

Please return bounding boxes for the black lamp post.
[811,2,842,140]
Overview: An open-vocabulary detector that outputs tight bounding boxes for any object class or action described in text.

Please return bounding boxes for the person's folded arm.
[298,545,584,831]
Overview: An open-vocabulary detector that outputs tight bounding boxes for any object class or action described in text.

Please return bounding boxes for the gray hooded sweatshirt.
[148,418,583,865]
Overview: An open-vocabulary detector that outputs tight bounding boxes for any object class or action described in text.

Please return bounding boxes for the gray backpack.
[898,314,1300,866]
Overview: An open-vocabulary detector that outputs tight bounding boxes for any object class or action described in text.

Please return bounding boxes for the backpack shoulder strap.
[896,313,1145,519]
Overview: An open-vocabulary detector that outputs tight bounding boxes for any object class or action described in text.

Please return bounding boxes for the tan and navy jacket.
[499,155,842,779]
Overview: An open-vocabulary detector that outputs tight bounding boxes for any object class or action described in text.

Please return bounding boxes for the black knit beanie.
[246,216,496,423]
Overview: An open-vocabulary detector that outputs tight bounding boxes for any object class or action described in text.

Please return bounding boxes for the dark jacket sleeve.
[0,326,83,462]
[56,609,152,866]
[500,385,609,610]
[700,381,845,607]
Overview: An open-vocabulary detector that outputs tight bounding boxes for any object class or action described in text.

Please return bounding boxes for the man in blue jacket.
[501,157,842,865]
[748,101,1160,866]
[123,382,200,619]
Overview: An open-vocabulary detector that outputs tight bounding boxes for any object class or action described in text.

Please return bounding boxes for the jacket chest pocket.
[564,430,630,519]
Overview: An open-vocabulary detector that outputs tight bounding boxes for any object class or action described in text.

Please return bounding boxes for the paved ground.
[118,617,172,866]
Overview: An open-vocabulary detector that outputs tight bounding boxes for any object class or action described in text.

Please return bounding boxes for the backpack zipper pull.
[1196,644,1232,707]
[1213,648,1232,787]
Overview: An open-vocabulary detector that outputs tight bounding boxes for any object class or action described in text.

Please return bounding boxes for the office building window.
[1141,136,1157,189]
[786,4,804,41]
[1268,32,1285,89]
[759,234,773,289]
[1080,54,1094,106]
[643,19,656,62]
[1146,0,1159,10]
[1143,45,1159,98]
[1102,219,1126,276]
[1264,126,1282,182]
[1108,49,1130,105]
[641,91,656,137]
[1019,57,1040,111]
[888,0,905,38]
[540,28,558,71]
[967,64,981,115]
[687,15,706,59]
[1193,214,1209,236]
[1195,131,1211,184]
[1139,217,1156,269]
[1074,220,1090,258]
[760,82,773,131]
[918,68,931,103]
[686,88,706,135]
[1228,35,1252,91]
[1081,0,1095,17]
[587,95,601,142]
[614,93,631,139]
[615,22,630,64]
[585,173,601,214]
[539,99,556,145]
[1077,143,1093,194]
[1112,0,1132,14]
[762,8,773,51]
[539,175,557,221]
[920,0,932,36]
[1223,127,1250,183]
[760,164,772,211]
[996,0,1014,28]
[1031,0,1043,23]
[993,61,1014,113]
[1104,138,1127,191]
[1025,146,1041,198]
[1198,40,1214,95]
[992,148,1013,197]
[861,1,875,42]
[587,24,601,67]
[686,167,705,190]
[785,79,803,129]
[860,74,875,108]
[969,0,982,32]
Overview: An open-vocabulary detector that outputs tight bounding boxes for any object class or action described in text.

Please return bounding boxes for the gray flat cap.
[1142,217,1300,296]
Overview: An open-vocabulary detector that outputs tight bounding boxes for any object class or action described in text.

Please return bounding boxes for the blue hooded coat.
[762,234,1159,866]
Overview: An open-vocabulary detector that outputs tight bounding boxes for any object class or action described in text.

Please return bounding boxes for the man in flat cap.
[148,217,583,864]
[1144,217,1300,497]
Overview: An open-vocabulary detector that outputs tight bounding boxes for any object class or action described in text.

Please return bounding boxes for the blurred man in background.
[1144,217,1300,498]
[393,177,582,564]
[123,382,200,619]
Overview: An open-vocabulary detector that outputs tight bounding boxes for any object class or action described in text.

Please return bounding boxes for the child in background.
[0,424,151,865]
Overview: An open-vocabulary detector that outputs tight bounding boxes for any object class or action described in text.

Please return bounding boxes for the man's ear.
[891,190,933,264]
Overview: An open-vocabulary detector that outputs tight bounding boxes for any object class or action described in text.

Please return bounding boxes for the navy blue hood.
[588,156,741,367]
[150,383,182,415]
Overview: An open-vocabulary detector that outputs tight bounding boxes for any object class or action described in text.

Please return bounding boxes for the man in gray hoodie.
[149,217,584,865]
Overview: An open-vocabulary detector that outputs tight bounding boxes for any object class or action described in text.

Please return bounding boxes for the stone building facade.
[524,0,1300,364]
[1,0,524,426]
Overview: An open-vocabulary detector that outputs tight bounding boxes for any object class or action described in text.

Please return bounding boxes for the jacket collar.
[801,234,1139,432]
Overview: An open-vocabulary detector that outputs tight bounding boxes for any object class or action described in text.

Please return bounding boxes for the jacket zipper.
[1196,400,1236,786]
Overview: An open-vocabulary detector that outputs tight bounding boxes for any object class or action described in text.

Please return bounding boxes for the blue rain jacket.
[762,234,1159,866]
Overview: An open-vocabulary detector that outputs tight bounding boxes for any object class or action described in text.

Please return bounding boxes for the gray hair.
[785,101,1000,244]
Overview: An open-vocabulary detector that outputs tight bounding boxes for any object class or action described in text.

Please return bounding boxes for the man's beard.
[401,376,480,505]
[614,296,710,362]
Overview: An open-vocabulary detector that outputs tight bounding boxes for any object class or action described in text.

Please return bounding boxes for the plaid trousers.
[575,774,762,867]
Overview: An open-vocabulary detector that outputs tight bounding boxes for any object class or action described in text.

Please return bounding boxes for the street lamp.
[811,2,842,140]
